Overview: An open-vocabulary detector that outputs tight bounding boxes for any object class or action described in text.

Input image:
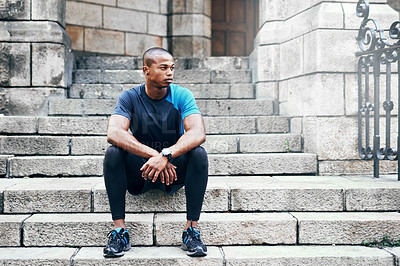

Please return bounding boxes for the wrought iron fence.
[356,0,400,179]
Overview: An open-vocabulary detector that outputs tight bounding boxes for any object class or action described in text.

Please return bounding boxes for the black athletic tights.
[103,145,208,221]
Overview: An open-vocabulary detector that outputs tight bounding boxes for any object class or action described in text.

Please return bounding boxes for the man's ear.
[143,66,149,75]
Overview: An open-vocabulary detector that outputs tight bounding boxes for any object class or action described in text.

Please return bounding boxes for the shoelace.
[106,230,124,250]
[187,228,203,247]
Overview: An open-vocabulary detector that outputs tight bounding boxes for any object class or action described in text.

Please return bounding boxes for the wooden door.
[212,0,259,56]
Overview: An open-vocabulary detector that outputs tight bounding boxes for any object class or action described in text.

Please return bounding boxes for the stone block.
[48,98,83,115]
[23,213,153,246]
[0,215,28,246]
[208,153,317,175]
[223,246,393,265]
[0,87,65,116]
[388,0,400,11]
[0,0,30,19]
[181,84,230,99]
[290,117,302,134]
[66,25,84,51]
[69,84,128,99]
[148,14,167,36]
[155,213,296,245]
[3,178,99,213]
[38,117,108,135]
[239,134,302,153]
[255,82,278,100]
[171,14,210,37]
[0,43,30,87]
[249,45,280,82]
[319,160,346,175]
[197,100,273,116]
[281,74,345,116]
[171,0,185,13]
[203,116,256,134]
[0,136,69,155]
[75,56,139,70]
[117,0,160,13]
[93,181,229,212]
[174,70,210,84]
[0,155,12,176]
[229,176,344,211]
[257,116,289,133]
[0,247,76,265]
[74,246,223,265]
[71,136,109,155]
[200,57,249,70]
[171,36,211,57]
[343,160,397,175]
[66,1,102,27]
[83,0,116,5]
[295,212,400,244]
[104,7,147,33]
[211,70,252,84]
[0,116,37,134]
[230,84,255,99]
[84,28,125,55]
[32,43,68,87]
[344,3,399,30]
[202,135,238,154]
[160,0,168,14]
[101,70,145,84]
[32,0,66,27]
[304,29,358,73]
[126,33,163,56]
[8,156,103,177]
[280,36,303,80]
[73,70,101,84]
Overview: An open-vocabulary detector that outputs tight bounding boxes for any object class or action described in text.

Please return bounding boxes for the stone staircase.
[1,55,400,265]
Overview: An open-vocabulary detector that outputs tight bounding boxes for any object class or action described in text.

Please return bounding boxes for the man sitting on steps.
[102,47,209,258]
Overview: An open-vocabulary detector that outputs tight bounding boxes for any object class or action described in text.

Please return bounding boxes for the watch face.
[162,148,171,156]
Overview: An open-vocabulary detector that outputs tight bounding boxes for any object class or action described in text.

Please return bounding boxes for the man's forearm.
[169,130,205,158]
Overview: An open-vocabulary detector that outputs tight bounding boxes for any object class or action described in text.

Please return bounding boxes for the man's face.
[145,54,175,88]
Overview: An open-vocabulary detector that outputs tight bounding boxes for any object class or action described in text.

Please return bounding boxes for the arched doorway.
[212,0,259,56]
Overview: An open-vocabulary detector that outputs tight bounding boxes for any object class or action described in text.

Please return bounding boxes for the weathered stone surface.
[100,70,144,84]
[75,56,139,70]
[0,0,30,19]
[155,213,297,245]
[295,212,400,244]
[239,134,301,153]
[74,246,222,265]
[3,178,100,213]
[344,160,397,175]
[386,247,400,265]
[259,0,311,22]
[0,215,29,246]
[250,45,280,82]
[8,156,103,177]
[38,117,108,135]
[0,43,30,87]
[32,0,66,26]
[229,176,344,211]
[93,181,229,212]
[71,136,109,155]
[0,116,37,134]
[200,57,249,70]
[84,28,125,55]
[211,70,252,84]
[203,116,256,134]
[73,70,101,84]
[201,135,238,154]
[0,155,12,176]
[48,98,83,115]
[117,0,160,12]
[197,100,273,116]
[126,33,163,56]
[66,25,84,51]
[69,84,132,99]
[209,153,317,175]
[223,245,393,265]
[83,0,117,5]
[0,247,75,265]
[23,213,153,246]
[319,160,346,175]
[66,1,102,27]
[230,84,254,99]
[148,13,167,36]
[171,36,211,57]
[388,0,400,11]
[171,14,211,37]
[174,70,210,84]
[181,84,230,99]
[32,43,68,87]
[257,116,289,133]
[104,7,147,33]
[280,36,303,80]
[0,136,69,155]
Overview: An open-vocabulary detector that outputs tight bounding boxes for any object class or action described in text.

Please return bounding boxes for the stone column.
[168,0,211,57]
[0,0,72,115]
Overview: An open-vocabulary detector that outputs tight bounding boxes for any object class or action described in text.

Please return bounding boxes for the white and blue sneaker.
[103,228,131,258]
[181,226,208,257]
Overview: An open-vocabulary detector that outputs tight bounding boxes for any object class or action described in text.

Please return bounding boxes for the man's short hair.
[143,47,173,67]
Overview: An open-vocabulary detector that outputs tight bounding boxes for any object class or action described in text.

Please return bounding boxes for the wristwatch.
[161,148,173,162]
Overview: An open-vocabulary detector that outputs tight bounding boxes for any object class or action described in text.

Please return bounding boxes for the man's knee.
[188,146,208,166]
[104,145,125,167]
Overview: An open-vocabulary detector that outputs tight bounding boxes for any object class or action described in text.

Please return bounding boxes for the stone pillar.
[388,0,400,12]
[0,0,72,115]
[168,0,212,57]
[253,0,399,175]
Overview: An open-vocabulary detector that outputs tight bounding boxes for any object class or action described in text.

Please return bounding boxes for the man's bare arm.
[107,114,159,158]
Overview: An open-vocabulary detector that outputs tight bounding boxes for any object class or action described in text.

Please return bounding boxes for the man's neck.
[145,84,168,100]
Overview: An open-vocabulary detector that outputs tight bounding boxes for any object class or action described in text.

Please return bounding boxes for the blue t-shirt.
[112,83,201,152]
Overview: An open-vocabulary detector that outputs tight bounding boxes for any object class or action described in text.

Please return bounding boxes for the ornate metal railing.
[356,0,400,179]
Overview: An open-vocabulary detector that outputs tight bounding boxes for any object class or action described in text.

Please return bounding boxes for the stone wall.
[0,0,72,115]
[252,0,399,175]
[65,0,211,57]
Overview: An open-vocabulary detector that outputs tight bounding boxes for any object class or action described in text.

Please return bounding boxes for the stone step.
[3,175,399,214]
[69,83,255,99]
[48,98,274,117]
[72,69,252,84]
[6,153,316,177]
[1,211,400,247]
[0,246,393,265]
[0,133,301,156]
[75,55,249,71]
[0,116,290,135]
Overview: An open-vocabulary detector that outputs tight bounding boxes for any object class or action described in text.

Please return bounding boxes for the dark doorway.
[211,0,259,56]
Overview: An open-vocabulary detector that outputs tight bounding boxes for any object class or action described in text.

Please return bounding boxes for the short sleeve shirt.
[112,84,201,152]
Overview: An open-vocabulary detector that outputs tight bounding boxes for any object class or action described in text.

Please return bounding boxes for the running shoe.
[181,226,208,257]
[103,228,131,258]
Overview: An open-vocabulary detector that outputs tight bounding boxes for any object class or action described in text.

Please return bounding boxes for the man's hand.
[160,162,177,185]
[140,154,172,183]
